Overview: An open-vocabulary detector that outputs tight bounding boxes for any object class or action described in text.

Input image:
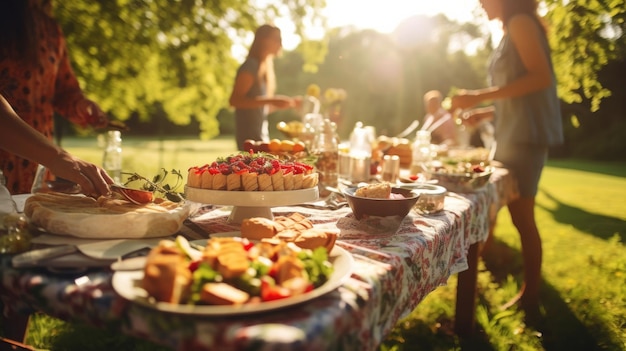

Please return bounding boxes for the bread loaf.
[354,183,391,199]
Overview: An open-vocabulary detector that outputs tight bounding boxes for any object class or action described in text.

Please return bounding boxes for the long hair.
[247,24,280,97]
[0,0,38,65]
[501,0,546,34]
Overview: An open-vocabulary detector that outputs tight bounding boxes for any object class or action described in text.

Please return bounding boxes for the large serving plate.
[24,192,192,239]
[112,243,353,316]
[185,186,319,223]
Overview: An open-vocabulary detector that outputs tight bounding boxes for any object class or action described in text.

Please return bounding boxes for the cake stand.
[185,186,319,224]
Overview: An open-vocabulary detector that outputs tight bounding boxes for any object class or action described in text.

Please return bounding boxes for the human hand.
[78,100,109,129]
[271,95,296,109]
[292,95,303,110]
[47,151,114,198]
[449,90,482,112]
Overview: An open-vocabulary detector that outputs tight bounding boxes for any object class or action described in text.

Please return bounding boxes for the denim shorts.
[494,143,548,197]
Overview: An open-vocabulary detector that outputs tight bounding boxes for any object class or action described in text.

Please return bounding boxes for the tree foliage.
[52,0,626,143]
[274,15,491,138]
[53,0,327,139]
[544,0,626,112]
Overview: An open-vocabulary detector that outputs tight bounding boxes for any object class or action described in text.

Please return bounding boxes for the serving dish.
[23,192,191,239]
[398,184,447,214]
[422,160,493,193]
[342,186,419,220]
[185,186,318,223]
[112,243,353,316]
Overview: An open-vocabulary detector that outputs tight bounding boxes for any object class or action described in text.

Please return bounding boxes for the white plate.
[31,234,164,260]
[112,243,353,316]
[185,186,318,207]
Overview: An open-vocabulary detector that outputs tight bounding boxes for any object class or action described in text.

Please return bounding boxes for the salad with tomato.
[147,236,334,306]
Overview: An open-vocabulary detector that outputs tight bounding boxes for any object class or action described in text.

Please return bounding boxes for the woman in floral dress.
[0,0,109,194]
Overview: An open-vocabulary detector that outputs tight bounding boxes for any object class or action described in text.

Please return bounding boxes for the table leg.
[454,242,479,337]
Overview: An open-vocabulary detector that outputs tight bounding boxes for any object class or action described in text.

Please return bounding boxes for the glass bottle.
[0,171,17,216]
[348,122,372,183]
[102,130,123,184]
[411,130,432,175]
[311,119,339,194]
[0,170,30,254]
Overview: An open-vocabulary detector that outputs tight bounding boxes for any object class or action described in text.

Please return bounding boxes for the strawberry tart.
[187,152,318,191]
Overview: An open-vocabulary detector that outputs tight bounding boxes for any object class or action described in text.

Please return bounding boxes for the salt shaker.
[381,155,400,183]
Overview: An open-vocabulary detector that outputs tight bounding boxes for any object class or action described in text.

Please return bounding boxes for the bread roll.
[241,217,277,240]
[294,228,337,253]
[200,282,250,305]
[141,246,191,304]
[354,183,391,199]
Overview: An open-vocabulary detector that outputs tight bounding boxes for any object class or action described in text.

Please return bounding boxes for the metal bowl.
[422,161,493,193]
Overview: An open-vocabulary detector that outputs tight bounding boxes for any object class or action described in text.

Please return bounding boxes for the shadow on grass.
[481,238,609,351]
[546,159,626,178]
[537,188,626,243]
[379,317,496,351]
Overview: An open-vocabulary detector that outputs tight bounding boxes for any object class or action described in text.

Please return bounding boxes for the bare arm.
[0,95,113,197]
[451,14,554,110]
[461,106,495,127]
[228,71,295,110]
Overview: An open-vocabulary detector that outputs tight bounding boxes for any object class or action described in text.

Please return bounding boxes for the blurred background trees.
[51,0,626,160]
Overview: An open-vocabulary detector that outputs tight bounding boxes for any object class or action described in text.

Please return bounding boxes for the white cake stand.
[185,186,319,224]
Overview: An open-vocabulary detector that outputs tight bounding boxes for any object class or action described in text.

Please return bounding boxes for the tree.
[53,0,327,139]
[274,15,490,138]
[544,0,626,112]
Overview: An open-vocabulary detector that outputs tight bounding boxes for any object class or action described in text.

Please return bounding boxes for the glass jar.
[0,171,31,254]
[348,122,373,183]
[311,119,339,193]
[411,130,432,174]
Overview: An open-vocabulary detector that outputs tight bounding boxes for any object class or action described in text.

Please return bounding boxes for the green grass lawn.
[8,136,626,351]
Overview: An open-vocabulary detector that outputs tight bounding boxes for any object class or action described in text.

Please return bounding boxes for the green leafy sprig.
[122,168,185,202]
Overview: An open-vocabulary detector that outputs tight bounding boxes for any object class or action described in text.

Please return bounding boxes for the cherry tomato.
[188,260,201,272]
[261,278,292,301]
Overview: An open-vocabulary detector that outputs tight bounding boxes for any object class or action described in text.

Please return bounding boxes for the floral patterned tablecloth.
[1,168,518,351]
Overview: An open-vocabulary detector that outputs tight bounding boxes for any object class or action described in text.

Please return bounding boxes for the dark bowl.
[342,187,420,220]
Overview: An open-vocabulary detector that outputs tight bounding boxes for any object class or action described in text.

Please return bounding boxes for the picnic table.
[0,167,518,351]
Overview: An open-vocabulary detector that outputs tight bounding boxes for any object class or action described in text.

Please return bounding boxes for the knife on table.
[12,245,78,268]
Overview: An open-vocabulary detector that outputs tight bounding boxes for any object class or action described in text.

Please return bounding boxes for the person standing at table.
[0,0,110,194]
[421,90,458,146]
[450,0,563,318]
[0,94,113,198]
[229,24,301,151]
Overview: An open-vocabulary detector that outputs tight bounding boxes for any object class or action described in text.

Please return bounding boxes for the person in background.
[0,0,110,194]
[0,94,113,198]
[421,90,458,146]
[229,24,301,151]
[450,0,563,319]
